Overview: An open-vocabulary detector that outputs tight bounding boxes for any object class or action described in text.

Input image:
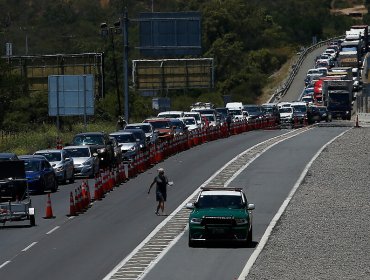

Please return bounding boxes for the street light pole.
[122,8,129,122]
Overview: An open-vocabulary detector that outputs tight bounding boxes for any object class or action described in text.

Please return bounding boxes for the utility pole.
[122,8,129,122]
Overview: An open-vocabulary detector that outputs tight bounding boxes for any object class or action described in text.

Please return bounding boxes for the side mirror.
[247,203,255,210]
[186,202,195,209]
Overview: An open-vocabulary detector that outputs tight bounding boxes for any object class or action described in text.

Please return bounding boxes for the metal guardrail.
[268,36,344,103]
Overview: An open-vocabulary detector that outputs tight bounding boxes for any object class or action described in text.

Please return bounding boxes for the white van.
[225,102,243,110]
[157,111,184,118]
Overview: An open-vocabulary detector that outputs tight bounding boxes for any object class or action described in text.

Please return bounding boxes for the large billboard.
[48,75,94,116]
[139,12,201,57]
[132,58,214,90]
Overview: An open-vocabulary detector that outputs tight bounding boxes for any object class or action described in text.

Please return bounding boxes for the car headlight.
[82,158,93,166]
[235,218,248,225]
[190,217,202,224]
[129,146,136,151]
[97,148,106,154]
[55,166,64,172]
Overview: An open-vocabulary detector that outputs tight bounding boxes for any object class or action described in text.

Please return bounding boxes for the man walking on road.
[148,168,169,215]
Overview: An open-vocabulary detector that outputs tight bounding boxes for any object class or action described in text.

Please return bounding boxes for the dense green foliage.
[0,0,362,132]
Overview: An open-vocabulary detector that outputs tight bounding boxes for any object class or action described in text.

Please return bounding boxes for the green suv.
[186,187,255,247]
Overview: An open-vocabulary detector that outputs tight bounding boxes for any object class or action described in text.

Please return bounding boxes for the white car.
[279,106,294,126]
[202,114,218,127]
[183,111,202,127]
[179,117,198,131]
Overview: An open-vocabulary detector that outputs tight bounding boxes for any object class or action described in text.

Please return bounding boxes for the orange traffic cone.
[44,193,55,219]
[67,191,76,217]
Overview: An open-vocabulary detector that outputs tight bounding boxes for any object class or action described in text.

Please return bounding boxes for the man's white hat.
[157,167,164,172]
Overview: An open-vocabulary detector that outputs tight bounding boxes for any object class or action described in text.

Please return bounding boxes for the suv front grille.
[202,216,234,226]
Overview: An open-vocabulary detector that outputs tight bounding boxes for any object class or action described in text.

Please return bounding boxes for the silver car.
[34,149,75,184]
[109,131,140,162]
[125,123,158,145]
[63,146,100,178]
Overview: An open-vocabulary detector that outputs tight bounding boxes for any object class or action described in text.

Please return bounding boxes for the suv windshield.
[72,135,104,145]
[64,148,90,157]
[126,125,151,133]
[35,152,61,162]
[197,195,243,209]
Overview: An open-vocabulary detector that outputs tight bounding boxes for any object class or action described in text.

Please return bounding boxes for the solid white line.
[0,261,11,269]
[237,128,351,280]
[46,226,60,235]
[21,242,38,252]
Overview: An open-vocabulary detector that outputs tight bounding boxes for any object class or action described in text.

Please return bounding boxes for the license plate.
[212,228,225,234]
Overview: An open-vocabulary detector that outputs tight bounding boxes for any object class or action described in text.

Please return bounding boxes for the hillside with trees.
[0,0,365,131]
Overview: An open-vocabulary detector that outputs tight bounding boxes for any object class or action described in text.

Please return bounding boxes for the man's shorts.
[156,191,167,202]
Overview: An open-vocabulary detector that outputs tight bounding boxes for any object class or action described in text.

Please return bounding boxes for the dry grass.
[257,54,297,104]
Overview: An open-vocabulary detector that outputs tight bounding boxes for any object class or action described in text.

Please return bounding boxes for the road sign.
[48,75,94,116]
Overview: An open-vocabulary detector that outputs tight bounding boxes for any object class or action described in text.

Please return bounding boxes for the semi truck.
[350,25,369,52]
[338,50,360,68]
[322,80,354,120]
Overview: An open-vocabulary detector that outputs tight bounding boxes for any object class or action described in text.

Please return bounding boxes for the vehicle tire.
[30,214,35,226]
[40,179,46,194]
[51,179,58,193]
[62,171,67,185]
[69,173,75,183]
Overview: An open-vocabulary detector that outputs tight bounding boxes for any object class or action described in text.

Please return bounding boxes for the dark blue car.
[19,155,58,194]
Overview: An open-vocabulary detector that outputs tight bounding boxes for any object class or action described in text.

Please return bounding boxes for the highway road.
[0,43,352,280]
[0,125,350,280]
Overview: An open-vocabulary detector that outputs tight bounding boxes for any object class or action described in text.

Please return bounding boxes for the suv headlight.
[190,217,202,224]
[235,218,248,225]
[55,166,64,172]
[82,158,93,166]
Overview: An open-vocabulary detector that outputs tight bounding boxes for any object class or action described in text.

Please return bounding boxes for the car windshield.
[159,114,181,118]
[64,148,90,158]
[126,125,151,133]
[292,105,307,113]
[279,107,293,113]
[184,114,200,121]
[35,152,61,162]
[183,118,196,125]
[146,121,170,129]
[23,160,41,172]
[244,106,260,113]
[228,109,242,115]
[72,135,104,145]
[197,195,244,209]
[111,134,136,143]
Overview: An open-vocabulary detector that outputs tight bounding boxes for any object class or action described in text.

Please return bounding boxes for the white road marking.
[46,226,60,235]
[21,242,38,252]
[104,128,313,280]
[237,128,350,280]
[0,261,11,269]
